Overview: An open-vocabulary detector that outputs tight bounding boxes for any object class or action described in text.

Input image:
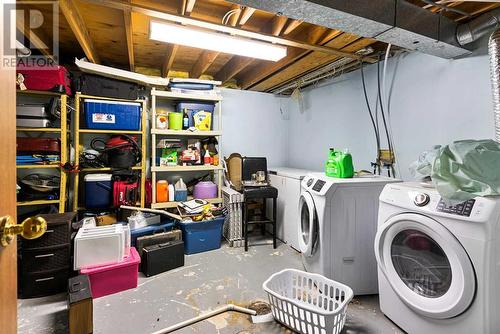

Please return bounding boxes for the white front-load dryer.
[298,173,400,295]
[375,182,500,334]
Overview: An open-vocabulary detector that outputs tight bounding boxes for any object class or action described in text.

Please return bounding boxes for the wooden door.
[0,36,18,333]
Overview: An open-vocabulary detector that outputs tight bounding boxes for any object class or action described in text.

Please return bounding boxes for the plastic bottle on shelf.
[157,180,168,203]
[168,184,175,202]
[204,149,211,165]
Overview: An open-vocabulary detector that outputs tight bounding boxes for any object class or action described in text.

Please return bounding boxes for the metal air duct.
[457,8,500,46]
[489,29,500,142]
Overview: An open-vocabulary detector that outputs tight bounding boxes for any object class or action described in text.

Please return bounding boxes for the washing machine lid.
[268,167,317,180]
[375,213,476,319]
[298,191,318,256]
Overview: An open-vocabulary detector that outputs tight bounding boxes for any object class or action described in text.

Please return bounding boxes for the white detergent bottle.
[168,184,175,202]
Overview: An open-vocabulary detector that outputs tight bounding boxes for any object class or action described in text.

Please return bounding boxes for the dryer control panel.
[312,180,326,192]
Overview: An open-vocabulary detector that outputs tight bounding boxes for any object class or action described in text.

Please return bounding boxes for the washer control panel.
[414,193,430,207]
[436,199,475,217]
[306,178,314,187]
[312,180,326,192]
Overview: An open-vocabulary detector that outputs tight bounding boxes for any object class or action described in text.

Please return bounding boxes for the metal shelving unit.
[16,90,68,213]
[150,87,223,210]
[72,93,148,211]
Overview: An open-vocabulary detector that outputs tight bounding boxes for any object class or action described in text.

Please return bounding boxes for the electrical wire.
[377,53,393,157]
[360,61,381,174]
[382,43,398,178]
[222,9,240,25]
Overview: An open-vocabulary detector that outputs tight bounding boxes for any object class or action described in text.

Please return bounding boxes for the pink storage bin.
[80,247,140,298]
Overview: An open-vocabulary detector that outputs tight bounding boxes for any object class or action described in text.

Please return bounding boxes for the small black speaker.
[141,240,184,277]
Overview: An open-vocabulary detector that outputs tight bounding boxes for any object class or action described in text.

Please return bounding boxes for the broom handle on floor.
[120,205,183,221]
[151,304,257,334]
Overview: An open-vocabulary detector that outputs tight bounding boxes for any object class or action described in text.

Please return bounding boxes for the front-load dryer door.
[374,213,475,319]
[298,191,318,257]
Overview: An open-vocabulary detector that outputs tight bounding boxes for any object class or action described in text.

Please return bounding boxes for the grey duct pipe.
[489,29,500,143]
[457,8,500,46]
[455,8,500,142]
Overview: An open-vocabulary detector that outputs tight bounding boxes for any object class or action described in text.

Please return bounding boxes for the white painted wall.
[220,88,289,167]
[286,45,495,180]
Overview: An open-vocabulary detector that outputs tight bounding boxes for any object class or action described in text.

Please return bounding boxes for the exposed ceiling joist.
[215,56,254,83]
[185,0,197,16]
[271,15,288,36]
[191,50,219,78]
[162,44,179,77]
[282,19,303,35]
[179,0,186,15]
[60,0,100,63]
[81,0,372,62]
[123,9,134,71]
[237,24,330,89]
[228,4,242,26]
[237,6,255,26]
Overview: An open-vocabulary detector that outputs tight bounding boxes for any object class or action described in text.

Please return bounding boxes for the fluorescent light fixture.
[150,21,287,62]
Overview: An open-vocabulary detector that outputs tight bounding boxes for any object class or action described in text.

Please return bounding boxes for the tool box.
[135,229,182,257]
[130,221,175,246]
[16,118,53,128]
[141,240,185,277]
[17,138,61,154]
[84,99,141,130]
[17,64,72,95]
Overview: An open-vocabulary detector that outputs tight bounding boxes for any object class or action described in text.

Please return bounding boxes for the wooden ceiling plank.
[80,0,371,61]
[237,25,329,89]
[191,50,219,78]
[271,15,288,36]
[456,2,500,21]
[237,7,256,26]
[179,0,186,15]
[59,0,100,63]
[185,0,196,16]
[215,56,254,83]
[162,44,179,77]
[282,19,303,35]
[123,9,135,71]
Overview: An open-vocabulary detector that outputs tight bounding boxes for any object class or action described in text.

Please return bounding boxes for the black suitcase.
[73,72,145,100]
[141,240,184,277]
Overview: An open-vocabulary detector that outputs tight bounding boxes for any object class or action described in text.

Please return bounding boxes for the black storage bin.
[73,72,145,100]
[19,268,69,298]
[18,212,75,298]
[141,240,184,277]
[20,245,70,272]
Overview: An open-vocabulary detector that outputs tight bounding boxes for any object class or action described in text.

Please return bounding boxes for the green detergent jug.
[325,148,354,178]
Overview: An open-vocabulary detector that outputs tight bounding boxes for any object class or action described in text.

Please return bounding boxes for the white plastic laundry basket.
[263,269,353,334]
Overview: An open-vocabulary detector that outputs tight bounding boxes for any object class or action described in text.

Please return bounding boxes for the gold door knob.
[0,215,47,247]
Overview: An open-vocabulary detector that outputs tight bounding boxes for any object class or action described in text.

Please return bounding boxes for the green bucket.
[168,112,183,130]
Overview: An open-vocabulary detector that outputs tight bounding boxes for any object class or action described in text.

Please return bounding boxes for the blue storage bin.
[84,174,112,209]
[84,99,141,130]
[130,221,175,246]
[176,101,215,130]
[177,217,225,255]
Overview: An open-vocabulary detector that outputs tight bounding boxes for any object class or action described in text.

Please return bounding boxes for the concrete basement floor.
[18,241,404,334]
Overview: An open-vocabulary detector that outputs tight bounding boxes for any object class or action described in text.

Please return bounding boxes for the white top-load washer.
[268,167,318,251]
[375,182,500,334]
[299,172,399,295]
